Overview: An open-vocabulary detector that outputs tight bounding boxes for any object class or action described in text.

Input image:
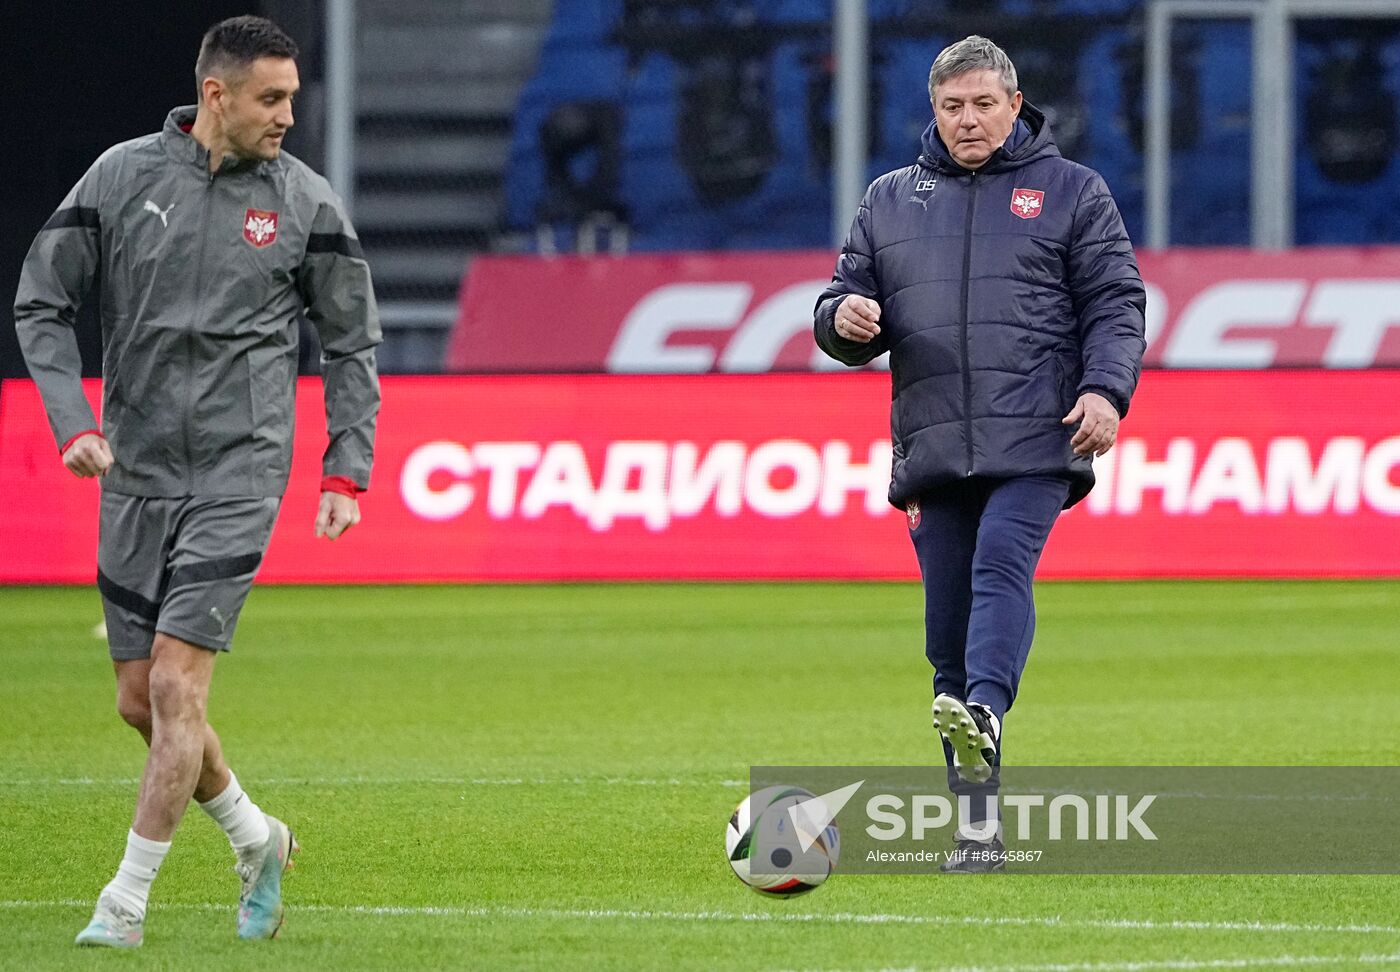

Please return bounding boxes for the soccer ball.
[725,785,840,896]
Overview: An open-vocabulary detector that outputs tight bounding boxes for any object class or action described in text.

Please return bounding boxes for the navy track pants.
[909,475,1070,820]
[908,475,1071,726]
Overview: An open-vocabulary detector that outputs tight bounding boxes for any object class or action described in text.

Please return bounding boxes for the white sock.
[102,830,171,917]
[197,771,270,859]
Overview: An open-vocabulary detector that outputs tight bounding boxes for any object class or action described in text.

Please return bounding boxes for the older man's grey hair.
[928,35,1018,101]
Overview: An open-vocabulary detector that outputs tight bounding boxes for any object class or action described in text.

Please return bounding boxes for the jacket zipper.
[959,170,978,476]
[186,169,216,492]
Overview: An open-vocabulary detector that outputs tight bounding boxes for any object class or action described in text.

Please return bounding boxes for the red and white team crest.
[243,209,279,247]
[906,500,921,531]
[1010,188,1044,219]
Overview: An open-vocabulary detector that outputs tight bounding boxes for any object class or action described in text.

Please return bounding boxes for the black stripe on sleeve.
[167,552,264,592]
[41,207,100,232]
[97,570,161,624]
[306,232,364,260]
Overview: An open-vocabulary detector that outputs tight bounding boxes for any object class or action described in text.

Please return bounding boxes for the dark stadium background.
[0,2,299,379]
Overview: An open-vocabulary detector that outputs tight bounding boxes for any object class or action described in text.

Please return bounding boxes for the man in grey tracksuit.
[13,17,379,947]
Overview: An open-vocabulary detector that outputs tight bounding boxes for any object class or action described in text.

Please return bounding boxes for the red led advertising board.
[447,248,1400,372]
[1,372,1397,583]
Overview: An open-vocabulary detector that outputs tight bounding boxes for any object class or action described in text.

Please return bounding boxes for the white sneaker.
[74,893,143,948]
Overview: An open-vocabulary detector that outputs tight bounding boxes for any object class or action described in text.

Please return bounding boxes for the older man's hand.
[835,295,882,343]
[1062,392,1119,457]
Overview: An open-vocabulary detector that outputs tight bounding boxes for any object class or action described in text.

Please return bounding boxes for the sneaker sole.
[932,695,997,784]
[75,930,142,949]
[269,828,299,940]
[272,830,300,940]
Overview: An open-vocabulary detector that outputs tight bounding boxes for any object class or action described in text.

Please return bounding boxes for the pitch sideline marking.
[0,776,749,787]
[0,778,1381,805]
[784,954,1400,972]
[1,900,1398,938]
[0,776,750,787]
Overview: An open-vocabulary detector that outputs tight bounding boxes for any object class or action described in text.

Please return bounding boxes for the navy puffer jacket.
[814,103,1146,509]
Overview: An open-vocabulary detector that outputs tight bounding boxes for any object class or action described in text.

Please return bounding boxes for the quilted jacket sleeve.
[813,187,889,367]
[1067,172,1146,417]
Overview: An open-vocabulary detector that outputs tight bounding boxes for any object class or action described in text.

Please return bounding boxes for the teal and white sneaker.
[236,814,298,940]
[932,694,1001,784]
[74,893,143,948]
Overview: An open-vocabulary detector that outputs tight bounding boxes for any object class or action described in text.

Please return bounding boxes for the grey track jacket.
[14,105,381,497]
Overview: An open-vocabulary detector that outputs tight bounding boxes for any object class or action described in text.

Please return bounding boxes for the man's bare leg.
[83,634,292,947]
[78,634,214,944]
[115,657,231,803]
[114,649,270,853]
[132,634,218,840]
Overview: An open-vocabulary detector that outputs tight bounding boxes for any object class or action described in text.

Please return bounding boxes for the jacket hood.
[918,101,1060,174]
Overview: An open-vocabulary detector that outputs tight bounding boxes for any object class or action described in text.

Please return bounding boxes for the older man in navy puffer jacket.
[815,35,1146,872]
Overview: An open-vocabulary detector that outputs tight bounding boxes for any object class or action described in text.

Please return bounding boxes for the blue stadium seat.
[506,2,1400,250]
[1293,27,1400,244]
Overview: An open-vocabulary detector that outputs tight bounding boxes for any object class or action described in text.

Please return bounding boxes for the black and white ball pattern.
[725,785,840,896]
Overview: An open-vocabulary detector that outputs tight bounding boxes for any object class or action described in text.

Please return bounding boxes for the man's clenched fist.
[835,295,882,343]
[315,491,361,540]
[62,433,114,478]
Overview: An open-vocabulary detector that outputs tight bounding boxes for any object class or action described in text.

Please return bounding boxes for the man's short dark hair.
[195,15,298,98]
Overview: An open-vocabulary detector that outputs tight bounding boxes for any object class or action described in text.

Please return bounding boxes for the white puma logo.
[908,178,937,211]
[143,199,175,227]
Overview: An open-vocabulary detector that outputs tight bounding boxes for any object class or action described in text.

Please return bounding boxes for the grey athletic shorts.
[97,492,281,660]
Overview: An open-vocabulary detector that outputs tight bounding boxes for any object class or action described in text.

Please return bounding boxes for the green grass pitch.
[2,580,1399,970]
